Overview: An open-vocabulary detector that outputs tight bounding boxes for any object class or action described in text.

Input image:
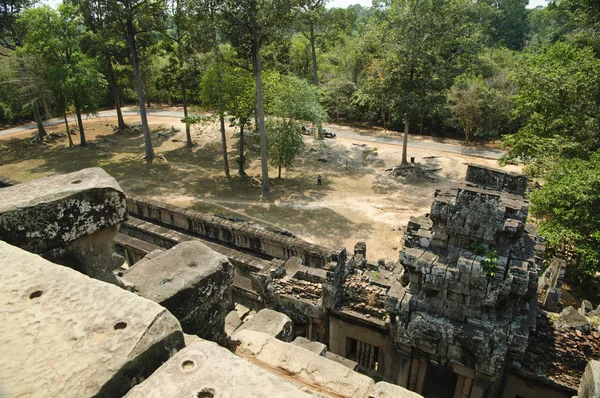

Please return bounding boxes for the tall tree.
[1,0,47,141]
[296,0,328,86]
[69,0,131,133]
[156,0,207,148]
[530,152,600,278]
[479,0,529,52]
[385,0,483,165]
[264,72,326,178]
[502,42,600,175]
[200,54,255,176]
[18,5,107,147]
[218,0,303,194]
[101,0,168,162]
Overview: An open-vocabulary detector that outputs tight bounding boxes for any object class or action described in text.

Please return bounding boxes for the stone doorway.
[422,362,458,398]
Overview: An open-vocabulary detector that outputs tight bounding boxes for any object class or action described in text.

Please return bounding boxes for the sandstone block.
[578,360,600,398]
[292,336,327,356]
[125,339,321,398]
[555,306,590,332]
[0,241,184,398]
[234,308,293,342]
[123,241,233,344]
[236,329,375,398]
[0,168,126,254]
[372,382,423,397]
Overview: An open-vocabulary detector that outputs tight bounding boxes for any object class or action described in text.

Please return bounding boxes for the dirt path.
[0,110,522,263]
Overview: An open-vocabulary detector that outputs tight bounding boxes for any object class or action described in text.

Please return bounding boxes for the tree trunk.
[64,113,73,147]
[212,10,230,178]
[381,99,386,130]
[278,164,281,179]
[253,28,269,194]
[310,21,319,86]
[401,115,409,166]
[126,16,154,162]
[75,102,86,147]
[108,58,127,133]
[178,51,192,148]
[238,123,246,176]
[41,91,52,120]
[32,101,47,141]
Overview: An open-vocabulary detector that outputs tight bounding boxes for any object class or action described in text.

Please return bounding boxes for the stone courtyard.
[1,166,599,398]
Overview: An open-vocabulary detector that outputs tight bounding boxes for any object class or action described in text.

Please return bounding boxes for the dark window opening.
[346,337,380,372]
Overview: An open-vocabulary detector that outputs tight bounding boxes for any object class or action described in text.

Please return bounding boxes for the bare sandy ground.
[0,112,521,263]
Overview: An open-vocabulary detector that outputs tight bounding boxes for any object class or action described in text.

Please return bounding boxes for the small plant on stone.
[482,250,499,278]
[470,241,486,256]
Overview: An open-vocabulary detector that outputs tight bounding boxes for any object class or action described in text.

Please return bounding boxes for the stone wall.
[126,195,333,268]
[465,163,528,196]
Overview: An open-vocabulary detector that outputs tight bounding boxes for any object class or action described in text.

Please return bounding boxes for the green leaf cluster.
[530,151,600,276]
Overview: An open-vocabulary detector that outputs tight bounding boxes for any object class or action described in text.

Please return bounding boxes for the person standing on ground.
[317,175,322,186]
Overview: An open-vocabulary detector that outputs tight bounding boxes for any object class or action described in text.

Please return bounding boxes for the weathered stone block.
[0,241,184,398]
[236,329,375,398]
[0,168,126,253]
[292,336,327,356]
[372,381,423,397]
[578,360,600,398]
[555,306,590,331]
[123,241,233,343]
[125,339,320,398]
[234,308,293,342]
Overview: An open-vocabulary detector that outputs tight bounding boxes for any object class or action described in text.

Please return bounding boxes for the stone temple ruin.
[1,165,599,398]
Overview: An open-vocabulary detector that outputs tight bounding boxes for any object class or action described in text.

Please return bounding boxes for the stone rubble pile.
[274,278,323,303]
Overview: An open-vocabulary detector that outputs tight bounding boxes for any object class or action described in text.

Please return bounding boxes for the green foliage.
[469,242,498,277]
[265,117,304,178]
[470,241,487,256]
[530,151,600,276]
[501,42,600,175]
[482,250,499,278]
[264,72,326,177]
[448,71,515,142]
[17,5,107,117]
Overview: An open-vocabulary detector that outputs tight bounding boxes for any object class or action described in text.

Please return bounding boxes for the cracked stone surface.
[125,339,324,398]
[235,329,376,398]
[0,241,184,398]
[0,168,126,254]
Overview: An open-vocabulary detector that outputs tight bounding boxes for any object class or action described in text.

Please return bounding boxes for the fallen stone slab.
[292,336,327,356]
[373,381,424,397]
[235,329,375,398]
[555,306,590,332]
[233,308,293,342]
[123,241,234,344]
[0,241,184,398]
[579,360,600,398]
[125,339,323,398]
[325,351,358,370]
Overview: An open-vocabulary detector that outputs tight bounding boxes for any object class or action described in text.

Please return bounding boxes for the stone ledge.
[125,339,323,398]
[235,330,420,398]
[0,241,184,398]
